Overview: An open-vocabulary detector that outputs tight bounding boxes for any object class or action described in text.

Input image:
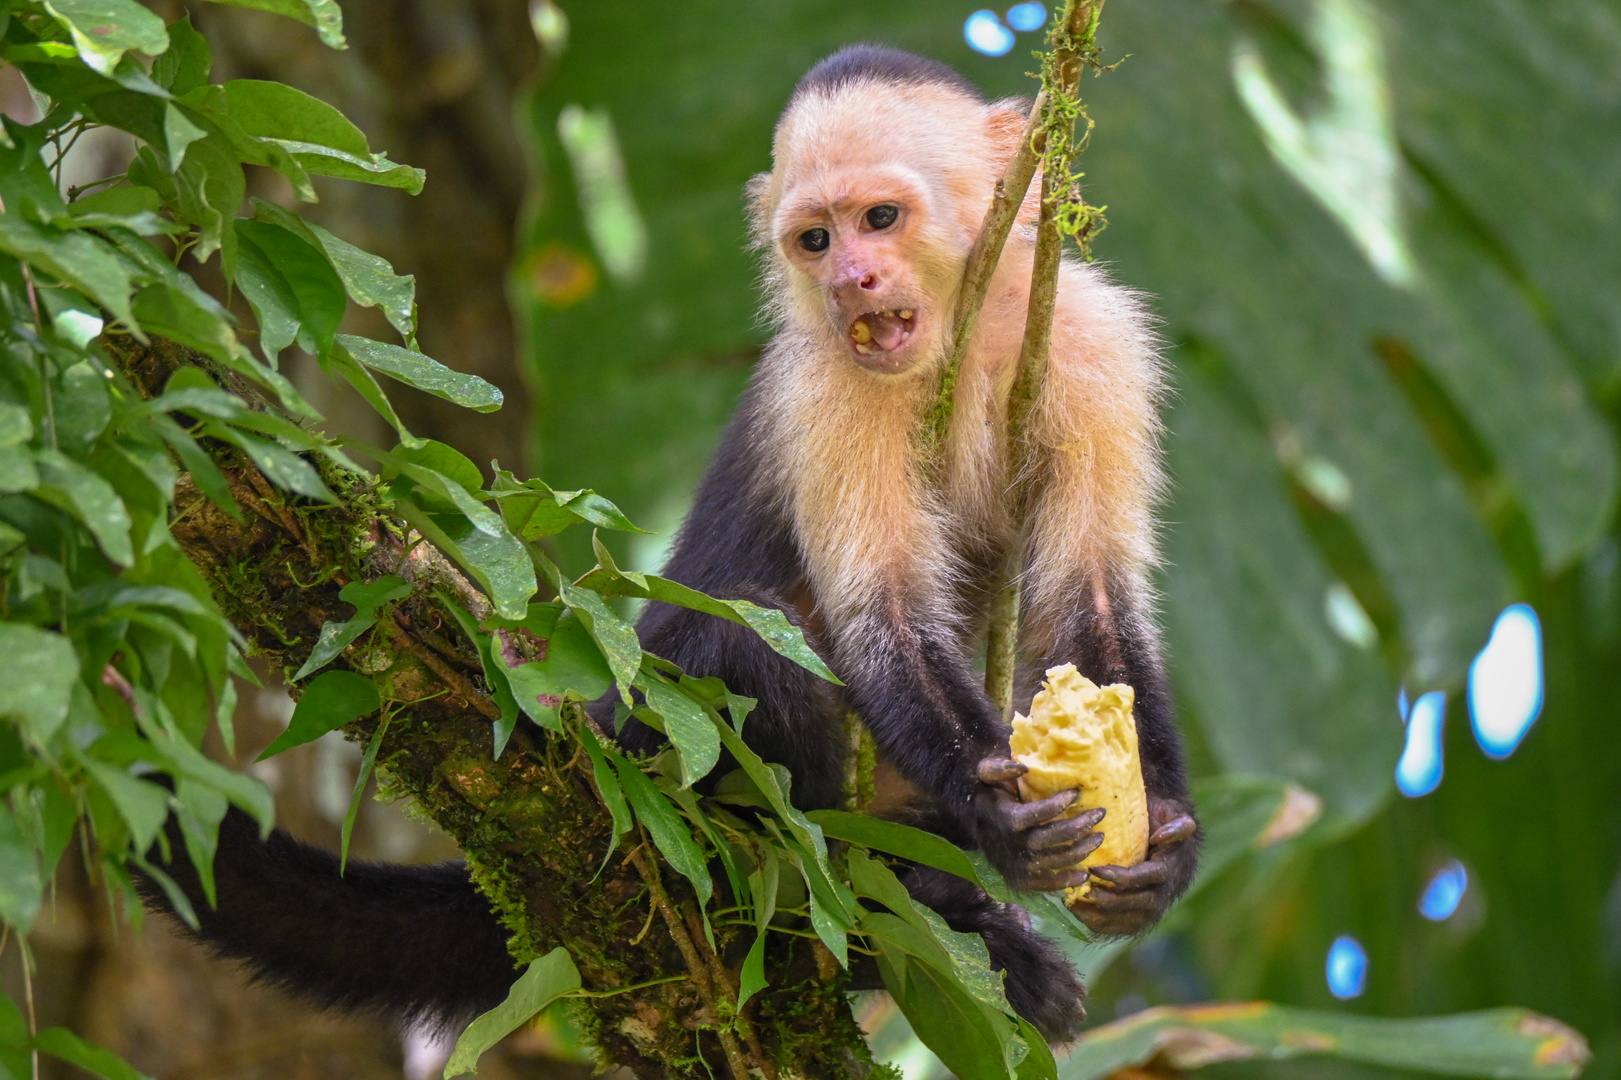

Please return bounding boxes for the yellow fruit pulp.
[1010,663,1148,903]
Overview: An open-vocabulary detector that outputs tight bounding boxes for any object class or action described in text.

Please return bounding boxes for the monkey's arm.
[828,601,1104,883]
[139,806,518,1027]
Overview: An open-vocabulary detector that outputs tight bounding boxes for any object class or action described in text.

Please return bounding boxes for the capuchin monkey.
[143,46,1198,1047]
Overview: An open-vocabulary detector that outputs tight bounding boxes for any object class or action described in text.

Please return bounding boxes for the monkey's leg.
[895,863,1087,1044]
[139,804,518,1028]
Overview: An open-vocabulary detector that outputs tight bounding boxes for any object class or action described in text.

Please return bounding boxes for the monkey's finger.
[1089,860,1169,889]
[1016,865,1094,892]
[1071,903,1148,937]
[1025,835,1105,872]
[1085,887,1159,914]
[1025,807,1105,851]
[977,757,1028,784]
[1003,788,1080,831]
[1148,814,1198,846]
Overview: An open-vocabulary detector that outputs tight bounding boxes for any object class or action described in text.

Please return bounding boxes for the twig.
[924,90,1047,453]
[627,838,754,1080]
[981,0,1110,716]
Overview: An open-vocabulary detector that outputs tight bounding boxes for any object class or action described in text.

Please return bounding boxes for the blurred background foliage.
[6,0,1618,1077]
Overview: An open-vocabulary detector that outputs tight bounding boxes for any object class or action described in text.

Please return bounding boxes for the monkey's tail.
[138,805,519,1030]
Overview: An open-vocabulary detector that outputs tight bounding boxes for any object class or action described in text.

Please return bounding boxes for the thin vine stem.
[978,0,1111,717]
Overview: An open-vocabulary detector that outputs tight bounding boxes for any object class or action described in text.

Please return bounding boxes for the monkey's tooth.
[854,341,878,355]
[851,320,873,344]
[899,309,914,320]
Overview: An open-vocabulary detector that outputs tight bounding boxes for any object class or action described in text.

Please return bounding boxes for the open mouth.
[848,308,916,357]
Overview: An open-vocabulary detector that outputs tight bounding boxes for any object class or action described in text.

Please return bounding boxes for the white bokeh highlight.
[1469,603,1543,759]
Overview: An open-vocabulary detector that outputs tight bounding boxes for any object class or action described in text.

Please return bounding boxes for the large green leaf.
[441,948,581,1079]
[1061,1003,1588,1080]
[255,670,379,760]
[44,0,169,77]
[0,624,79,745]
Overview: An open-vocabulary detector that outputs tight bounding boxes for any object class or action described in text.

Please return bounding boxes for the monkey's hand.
[1069,796,1198,937]
[969,757,1108,891]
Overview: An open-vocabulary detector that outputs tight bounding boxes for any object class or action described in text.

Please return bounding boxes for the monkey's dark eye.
[865,204,899,230]
[798,228,830,253]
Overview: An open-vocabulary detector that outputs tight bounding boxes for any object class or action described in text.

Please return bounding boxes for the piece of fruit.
[1010,663,1148,904]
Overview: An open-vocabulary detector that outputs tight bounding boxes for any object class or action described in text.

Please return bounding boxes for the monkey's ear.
[744,172,774,249]
[986,100,1042,227]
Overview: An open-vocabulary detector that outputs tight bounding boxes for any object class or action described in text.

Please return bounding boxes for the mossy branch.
[105,336,881,1080]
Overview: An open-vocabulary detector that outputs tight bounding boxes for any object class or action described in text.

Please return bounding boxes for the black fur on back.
[791,44,982,104]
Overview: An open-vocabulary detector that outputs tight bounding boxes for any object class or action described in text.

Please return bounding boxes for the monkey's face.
[775,173,958,376]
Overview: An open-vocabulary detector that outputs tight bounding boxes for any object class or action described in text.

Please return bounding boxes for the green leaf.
[555,579,640,698]
[737,846,779,1008]
[0,809,42,934]
[0,215,135,331]
[580,546,838,685]
[493,607,613,729]
[848,849,1013,1016]
[1061,1003,1590,1080]
[152,15,211,95]
[232,224,301,366]
[35,1027,153,1080]
[43,0,169,77]
[255,669,379,760]
[335,335,502,413]
[306,226,415,341]
[290,576,408,682]
[219,81,422,193]
[442,948,581,1079]
[0,446,39,494]
[291,614,377,683]
[391,439,483,496]
[220,79,368,155]
[437,594,520,759]
[207,0,345,49]
[34,448,134,565]
[810,810,989,891]
[635,670,720,788]
[162,102,207,172]
[326,345,423,447]
[864,911,1023,1080]
[0,404,31,447]
[392,499,535,623]
[1015,1018,1058,1080]
[489,472,647,539]
[611,750,711,906]
[271,139,425,192]
[235,219,346,360]
[0,624,78,745]
[340,709,391,872]
[80,759,169,852]
[204,422,337,504]
[173,778,226,907]
[576,723,632,873]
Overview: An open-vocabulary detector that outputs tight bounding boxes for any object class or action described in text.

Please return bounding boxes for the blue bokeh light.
[1420,860,1468,921]
[1396,690,1445,797]
[1006,2,1047,31]
[964,10,1016,55]
[1326,935,1367,999]
[1469,603,1543,759]
[1397,685,1410,722]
